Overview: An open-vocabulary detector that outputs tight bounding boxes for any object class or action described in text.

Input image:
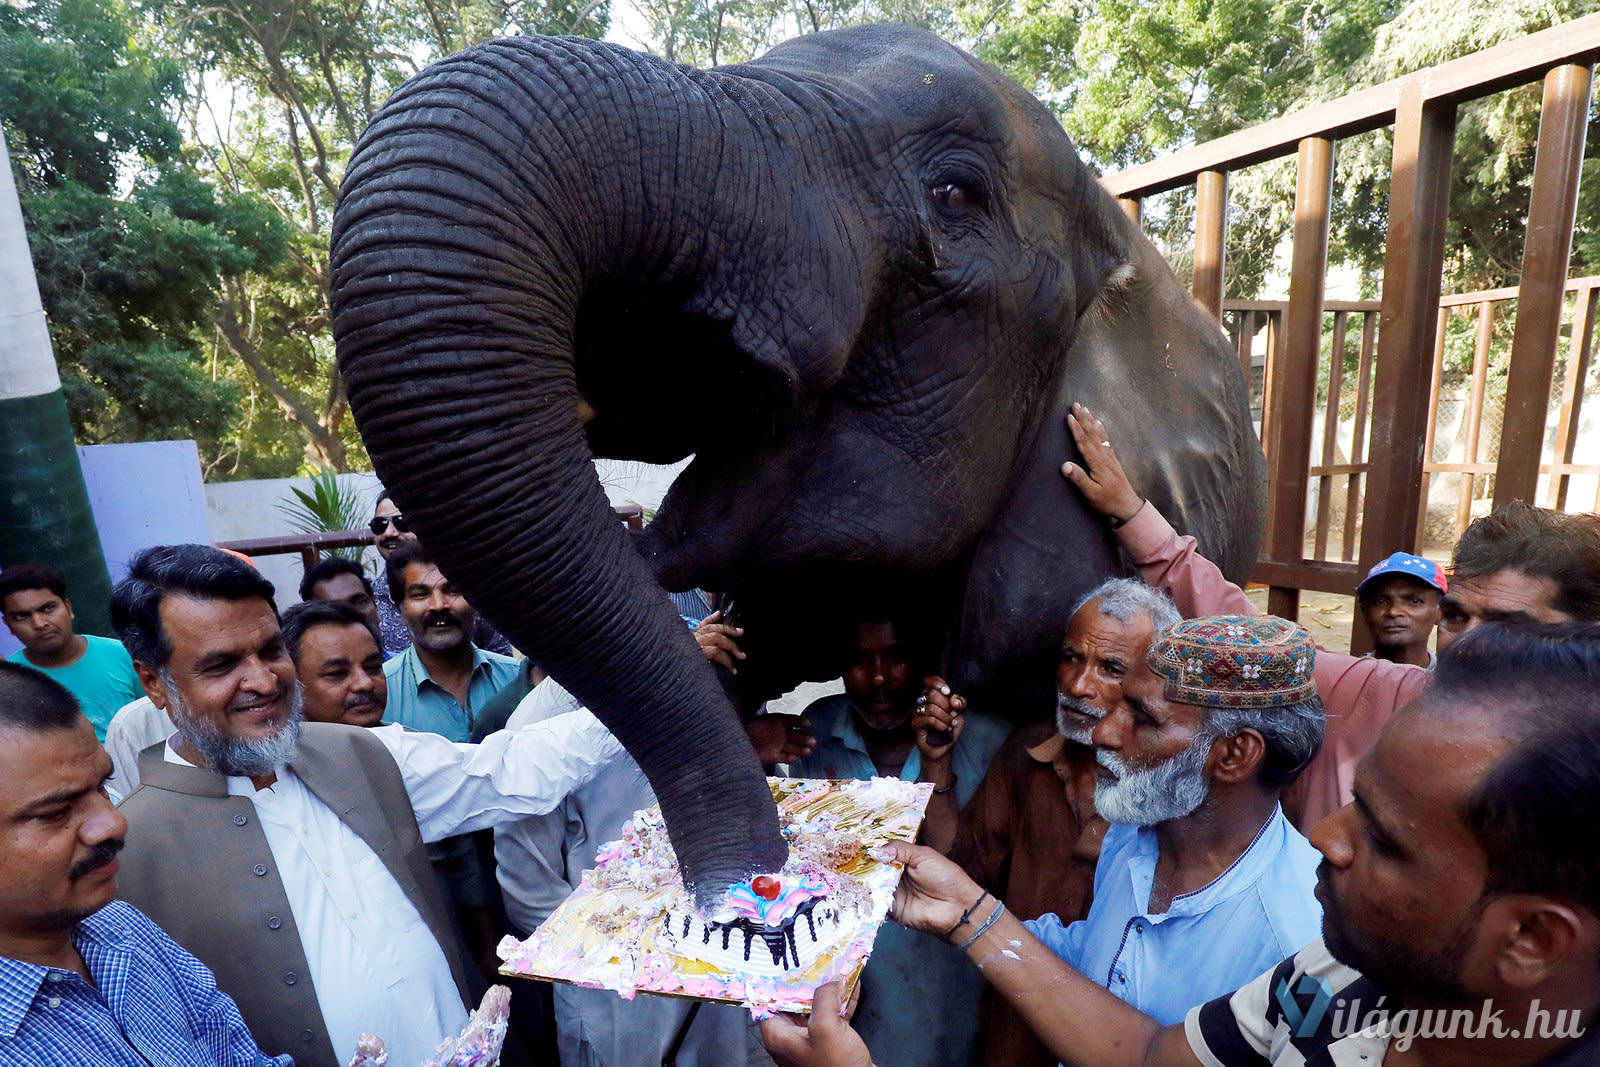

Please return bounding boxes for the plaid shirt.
[0,901,289,1066]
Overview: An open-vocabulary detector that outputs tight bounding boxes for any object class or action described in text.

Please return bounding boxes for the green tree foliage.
[622,0,950,68]
[148,0,612,477]
[1326,0,1600,292]
[956,0,1598,297]
[0,0,286,458]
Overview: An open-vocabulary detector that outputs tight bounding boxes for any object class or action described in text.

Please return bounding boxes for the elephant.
[329,24,1265,906]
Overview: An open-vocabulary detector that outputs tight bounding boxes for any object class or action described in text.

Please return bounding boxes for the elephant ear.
[950,231,1266,715]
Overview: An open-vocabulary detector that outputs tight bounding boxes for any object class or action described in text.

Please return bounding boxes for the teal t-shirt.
[8,634,144,741]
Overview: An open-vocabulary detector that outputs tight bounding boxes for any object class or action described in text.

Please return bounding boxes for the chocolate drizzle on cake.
[674,896,830,972]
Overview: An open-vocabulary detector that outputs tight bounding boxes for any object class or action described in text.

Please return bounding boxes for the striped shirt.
[1186,938,1598,1066]
[0,901,289,1066]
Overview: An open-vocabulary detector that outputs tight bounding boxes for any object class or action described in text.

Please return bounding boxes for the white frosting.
[658,897,854,980]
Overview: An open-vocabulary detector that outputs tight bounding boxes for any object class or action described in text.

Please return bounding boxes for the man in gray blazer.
[110,544,622,1067]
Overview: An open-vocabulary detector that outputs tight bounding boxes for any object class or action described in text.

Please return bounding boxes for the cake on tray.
[498,776,932,1016]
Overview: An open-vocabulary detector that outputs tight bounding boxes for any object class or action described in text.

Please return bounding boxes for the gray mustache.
[1057,693,1099,719]
[1095,747,1126,775]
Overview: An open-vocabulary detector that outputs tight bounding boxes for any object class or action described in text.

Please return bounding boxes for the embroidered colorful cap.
[1356,551,1448,598]
[1148,614,1317,709]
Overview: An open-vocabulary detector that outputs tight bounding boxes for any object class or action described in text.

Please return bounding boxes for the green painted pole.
[0,129,115,636]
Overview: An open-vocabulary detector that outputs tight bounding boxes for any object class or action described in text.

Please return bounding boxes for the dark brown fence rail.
[217,503,647,572]
[1103,15,1600,647]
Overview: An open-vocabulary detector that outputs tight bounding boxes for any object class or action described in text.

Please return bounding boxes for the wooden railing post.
[1193,170,1228,321]
[1341,312,1377,561]
[1260,312,1281,455]
[1413,308,1451,547]
[1357,87,1456,651]
[1550,283,1598,508]
[1117,197,1142,225]
[1492,61,1594,509]
[1313,311,1349,561]
[1236,309,1257,382]
[1455,300,1495,532]
[1265,137,1335,621]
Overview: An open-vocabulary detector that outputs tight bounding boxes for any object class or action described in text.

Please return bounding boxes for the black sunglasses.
[369,514,411,535]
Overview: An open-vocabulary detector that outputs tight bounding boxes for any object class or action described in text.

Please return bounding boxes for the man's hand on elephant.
[694,610,747,673]
[760,980,872,1067]
[882,841,987,940]
[745,714,817,766]
[912,676,964,767]
[1061,402,1145,524]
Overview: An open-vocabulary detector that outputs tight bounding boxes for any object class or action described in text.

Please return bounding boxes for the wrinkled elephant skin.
[329,25,1264,903]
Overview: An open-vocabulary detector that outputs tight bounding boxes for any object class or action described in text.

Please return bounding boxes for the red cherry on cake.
[752,875,781,900]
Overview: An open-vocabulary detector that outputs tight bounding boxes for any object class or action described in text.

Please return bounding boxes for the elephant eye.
[928,182,975,212]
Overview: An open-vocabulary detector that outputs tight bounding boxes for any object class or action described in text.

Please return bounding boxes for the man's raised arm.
[1061,404,1254,620]
[1060,403,1428,826]
[885,842,1203,1067]
[372,706,624,842]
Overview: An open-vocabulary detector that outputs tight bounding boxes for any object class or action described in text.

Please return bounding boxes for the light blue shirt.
[789,693,1011,809]
[790,693,1011,1066]
[1026,804,1322,1026]
[381,644,522,742]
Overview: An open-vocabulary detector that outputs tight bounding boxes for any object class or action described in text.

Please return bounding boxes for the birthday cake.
[499,776,932,1015]
[658,866,854,979]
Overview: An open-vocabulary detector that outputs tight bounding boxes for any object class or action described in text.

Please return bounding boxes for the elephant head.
[329,25,1264,904]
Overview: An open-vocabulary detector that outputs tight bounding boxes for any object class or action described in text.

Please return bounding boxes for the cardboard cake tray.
[497,776,932,1015]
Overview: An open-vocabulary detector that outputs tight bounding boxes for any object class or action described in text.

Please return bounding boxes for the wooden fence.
[1228,276,1600,566]
[1103,15,1600,647]
[216,503,646,572]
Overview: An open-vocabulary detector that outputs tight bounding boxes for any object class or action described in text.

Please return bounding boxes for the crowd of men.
[2,403,1599,1066]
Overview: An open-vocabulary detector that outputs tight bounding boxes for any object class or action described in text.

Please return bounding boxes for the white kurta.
[104,696,175,802]
[496,680,762,1067]
[164,709,623,1066]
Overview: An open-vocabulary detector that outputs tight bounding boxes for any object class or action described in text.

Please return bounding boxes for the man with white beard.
[1021,614,1326,1027]
[916,578,1178,1067]
[105,545,624,1067]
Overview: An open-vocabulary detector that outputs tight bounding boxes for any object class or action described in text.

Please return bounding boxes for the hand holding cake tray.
[498,777,934,1016]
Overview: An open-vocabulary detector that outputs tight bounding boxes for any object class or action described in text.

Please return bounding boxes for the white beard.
[165,675,305,778]
[1093,737,1211,825]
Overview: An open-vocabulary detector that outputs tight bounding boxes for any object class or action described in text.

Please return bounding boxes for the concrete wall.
[205,471,384,607]
[203,459,692,607]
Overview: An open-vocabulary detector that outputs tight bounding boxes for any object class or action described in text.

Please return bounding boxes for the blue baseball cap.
[1356,552,1448,598]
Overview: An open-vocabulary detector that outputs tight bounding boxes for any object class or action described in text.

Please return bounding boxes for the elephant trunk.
[330,37,790,902]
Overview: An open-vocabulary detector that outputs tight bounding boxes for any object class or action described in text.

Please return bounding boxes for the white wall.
[203,460,692,606]
[81,441,211,582]
[205,472,384,606]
